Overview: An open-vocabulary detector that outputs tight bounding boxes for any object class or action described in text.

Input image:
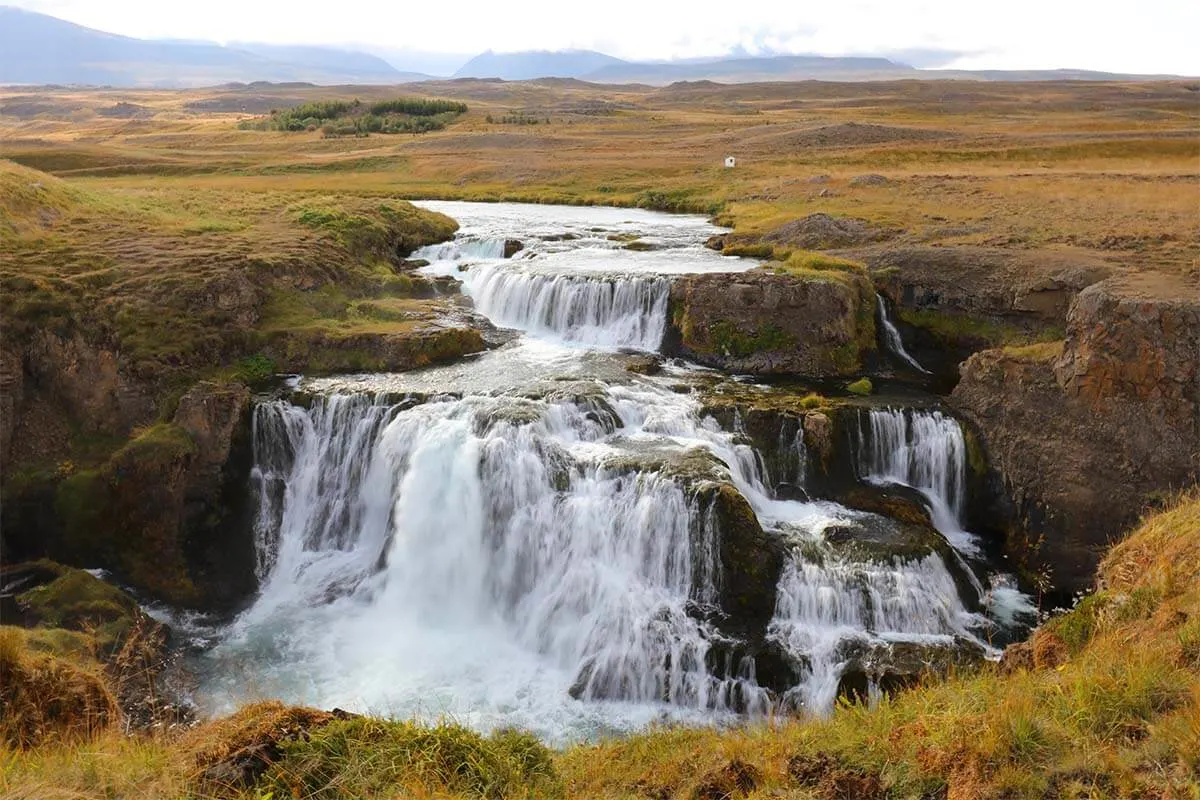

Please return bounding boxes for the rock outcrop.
[951,274,1200,594]
[667,269,876,376]
[861,246,1113,375]
[3,381,257,609]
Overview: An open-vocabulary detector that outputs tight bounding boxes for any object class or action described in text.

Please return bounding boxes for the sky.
[8,0,1200,75]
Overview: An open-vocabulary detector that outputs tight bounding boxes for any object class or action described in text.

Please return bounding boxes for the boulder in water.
[502,239,524,258]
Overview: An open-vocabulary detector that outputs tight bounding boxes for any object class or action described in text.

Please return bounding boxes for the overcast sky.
[9,0,1200,74]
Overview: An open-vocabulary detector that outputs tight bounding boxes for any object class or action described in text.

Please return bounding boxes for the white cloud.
[9,0,1200,74]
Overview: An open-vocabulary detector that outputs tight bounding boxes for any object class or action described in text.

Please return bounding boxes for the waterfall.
[876,294,928,373]
[857,408,968,533]
[219,387,793,736]
[464,264,672,350]
[413,237,508,262]
[768,554,981,710]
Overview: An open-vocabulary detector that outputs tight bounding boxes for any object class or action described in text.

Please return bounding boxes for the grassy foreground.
[2,493,1196,799]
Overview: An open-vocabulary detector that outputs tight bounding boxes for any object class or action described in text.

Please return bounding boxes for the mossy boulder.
[696,482,786,637]
[15,566,141,651]
[265,326,486,375]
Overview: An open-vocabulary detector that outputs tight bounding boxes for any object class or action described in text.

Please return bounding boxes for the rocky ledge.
[951,274,1200,595]
[666,268,876,376]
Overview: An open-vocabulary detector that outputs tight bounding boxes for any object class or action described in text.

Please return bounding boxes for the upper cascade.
[464,264,673,350]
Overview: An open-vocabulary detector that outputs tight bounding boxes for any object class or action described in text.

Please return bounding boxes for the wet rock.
[704,233,728,251]
[502,238,524,258]
[835,636,988,702]
[623,353,663,375]
[698,482,787,636]
[803,412,834,465]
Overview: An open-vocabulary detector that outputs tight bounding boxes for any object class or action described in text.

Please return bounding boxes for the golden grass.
[2,79,1196,273]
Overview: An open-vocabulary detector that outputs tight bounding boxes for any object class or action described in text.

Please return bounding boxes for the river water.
[180,202,1034,743]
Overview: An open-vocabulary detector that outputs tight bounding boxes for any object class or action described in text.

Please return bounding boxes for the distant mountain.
[584,54,918,84]
[228,43,428,81]
[0,7,429,87]
[453,50,627,80]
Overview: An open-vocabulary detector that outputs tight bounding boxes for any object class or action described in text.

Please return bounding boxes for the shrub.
[846,377,873,396]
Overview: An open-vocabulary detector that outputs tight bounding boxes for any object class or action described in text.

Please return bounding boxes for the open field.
[2,79,1198,275]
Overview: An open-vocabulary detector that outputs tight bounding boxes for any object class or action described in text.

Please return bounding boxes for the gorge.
[163,202,1035,740]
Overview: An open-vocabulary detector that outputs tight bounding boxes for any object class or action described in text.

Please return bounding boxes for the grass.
[1,495,1194,798]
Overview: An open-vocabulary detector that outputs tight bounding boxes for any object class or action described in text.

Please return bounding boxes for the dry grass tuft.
[0,627,117,748]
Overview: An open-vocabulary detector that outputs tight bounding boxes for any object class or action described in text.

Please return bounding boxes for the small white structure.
[724,156,737,168]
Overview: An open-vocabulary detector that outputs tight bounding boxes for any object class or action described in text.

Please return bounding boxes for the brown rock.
[668,270,876,376]
[803,411,834,463]
[950,275,1200,594]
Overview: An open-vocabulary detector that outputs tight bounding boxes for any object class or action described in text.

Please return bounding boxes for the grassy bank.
[2,493,1196,799]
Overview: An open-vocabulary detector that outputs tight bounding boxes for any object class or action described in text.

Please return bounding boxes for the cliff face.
[667,269,876,376]
[951,275,1200,593]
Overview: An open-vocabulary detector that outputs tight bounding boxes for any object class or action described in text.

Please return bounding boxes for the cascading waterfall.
[215,386,789,738]
[463,264,672,350]
[876,294,928,373]
[415,237,508,262]
[857,408,968,538]
[186,202,1025,740]
[768,554,983,711]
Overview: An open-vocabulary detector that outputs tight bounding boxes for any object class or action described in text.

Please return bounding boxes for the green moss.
[846,377,873,396]
[295,200,457,261]
[231,353,276,384]
[721,242,776,259]
[17,569,140,652]
[266,717,562,799]
[707,321,794,357]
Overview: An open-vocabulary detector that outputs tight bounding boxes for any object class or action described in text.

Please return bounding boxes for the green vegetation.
[900,308,1064,350]
[846,377,873,396]
[707,320,794,357]
[238,97,468,136]
[294,199,458,260]
[17,568,141,653]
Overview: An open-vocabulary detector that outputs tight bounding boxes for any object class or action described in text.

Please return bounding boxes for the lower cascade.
[192,380,1011,741]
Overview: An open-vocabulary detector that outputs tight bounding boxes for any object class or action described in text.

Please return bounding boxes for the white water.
[856,407,980,556]
[187,203,1023,740]
[411,201,753,350]
[466,266,672,350]
[876,294,928,373]
[769,554,983,711]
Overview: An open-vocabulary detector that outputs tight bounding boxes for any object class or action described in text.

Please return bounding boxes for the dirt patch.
[762,213,897,249]
[760,121,952,150]
[693,758,761,799]
[787,752,888,799]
